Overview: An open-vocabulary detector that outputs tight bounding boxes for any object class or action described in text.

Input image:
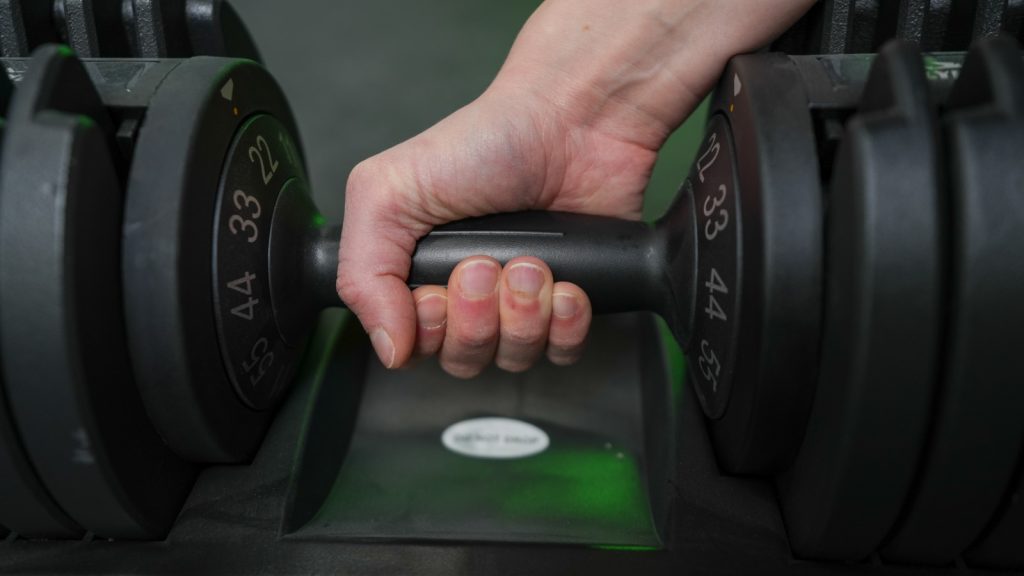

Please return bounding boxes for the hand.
[337,0,814,377]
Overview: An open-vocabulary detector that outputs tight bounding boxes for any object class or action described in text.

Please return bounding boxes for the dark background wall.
[231,0,706,223]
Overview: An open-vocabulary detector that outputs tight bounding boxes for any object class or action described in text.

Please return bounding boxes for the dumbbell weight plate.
[124,56,305,462]
[185,0,261,61]
[698,53,824,475]
[0,52,83,540]
[881,37,1024,565]
[54,0,132,57]
[122,0,188,57]
[0,45,194,539]
[778,42,943,561]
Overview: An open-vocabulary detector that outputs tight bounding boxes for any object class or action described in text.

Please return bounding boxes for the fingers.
[426,256,591,378]
[412,286,448,358]
[495,258,553,372]
[547,282,591,366]
[439,257,502,378]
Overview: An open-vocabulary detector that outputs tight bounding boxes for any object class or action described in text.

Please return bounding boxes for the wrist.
[487,0,814,150]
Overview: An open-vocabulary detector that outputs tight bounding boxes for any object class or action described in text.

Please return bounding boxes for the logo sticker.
[441,417,549,460]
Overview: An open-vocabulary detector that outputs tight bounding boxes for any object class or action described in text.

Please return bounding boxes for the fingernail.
[370,327,396,368]
[458,260,499,299]
[416,294,447,330]
[506,263,545,298]
[553,292,579,318]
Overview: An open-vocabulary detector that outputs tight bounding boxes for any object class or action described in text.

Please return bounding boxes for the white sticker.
[441,417,549,460]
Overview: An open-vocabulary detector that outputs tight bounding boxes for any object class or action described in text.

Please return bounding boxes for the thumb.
[336,159,427,368]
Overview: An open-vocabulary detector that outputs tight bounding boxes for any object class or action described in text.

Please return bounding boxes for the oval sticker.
[441,417,549,460]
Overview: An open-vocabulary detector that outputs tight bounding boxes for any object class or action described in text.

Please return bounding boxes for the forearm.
[491,0,816,150]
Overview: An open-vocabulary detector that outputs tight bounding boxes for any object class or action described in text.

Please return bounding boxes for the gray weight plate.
[881,37,1024,566]
[123,56,304,462]
[0,45,194,539]
[0,56,82,540]
[778,41,943,561]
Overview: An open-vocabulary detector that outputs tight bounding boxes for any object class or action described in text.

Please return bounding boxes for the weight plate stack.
[0,35,303,538]
[0,45,194,539]
[880,36,1024,566]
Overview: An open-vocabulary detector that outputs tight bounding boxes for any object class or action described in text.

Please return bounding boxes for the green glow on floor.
[592,544,660,552]
[498,447,648,525]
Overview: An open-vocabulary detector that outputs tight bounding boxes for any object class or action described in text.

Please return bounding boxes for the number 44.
[228,272,260,321]
[704,268,728,322]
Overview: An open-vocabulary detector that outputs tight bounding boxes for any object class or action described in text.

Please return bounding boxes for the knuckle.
[452,327,497,351]
[335,275,368,309]
[501,324,544,347]
[346,157,384,194]
[548,332,585,350]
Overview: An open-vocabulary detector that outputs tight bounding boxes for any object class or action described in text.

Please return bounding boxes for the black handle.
[309,194,698,347]
[409,211,662,314]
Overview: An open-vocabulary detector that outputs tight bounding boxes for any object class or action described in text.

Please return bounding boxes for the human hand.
[337,0,814,377]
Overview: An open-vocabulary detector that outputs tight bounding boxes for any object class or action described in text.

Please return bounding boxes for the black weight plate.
[185,0,261,61]
[695,54,823,476]
[880,0,957,51]
[0,45,194,539]
[772,1,881,55]
[54,0,132,57]
[123,56,305,462]
[969,468,1024,569]
[972,0,1024,42]
[0,0,60,57]
[961,40,1024,573]
[822,0,882,54]
[881,37,1024,565]
[0,54,82,540]
[122,0,189,57]
[778,42,943,561]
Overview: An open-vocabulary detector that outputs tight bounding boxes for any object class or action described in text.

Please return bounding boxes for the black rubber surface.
[0,46,194,539]
[778,41,943,561]
[123,56,304,463]
[881,37,1024,566]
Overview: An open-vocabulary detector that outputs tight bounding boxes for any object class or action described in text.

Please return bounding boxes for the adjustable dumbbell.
[125,37,1022,567]
[0,34,1022,572]
[1,0,258,59]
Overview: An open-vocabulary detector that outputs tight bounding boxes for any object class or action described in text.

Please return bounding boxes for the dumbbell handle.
[306,199,698,347]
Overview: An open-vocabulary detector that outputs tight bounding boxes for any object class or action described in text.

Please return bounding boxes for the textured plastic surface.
[289,314,667,547]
